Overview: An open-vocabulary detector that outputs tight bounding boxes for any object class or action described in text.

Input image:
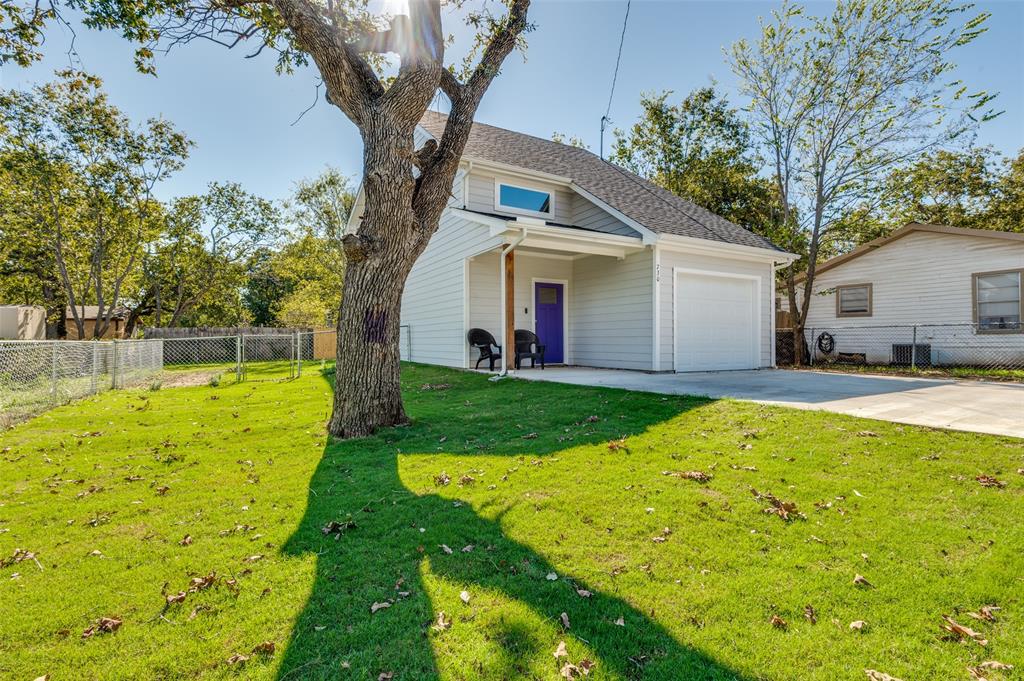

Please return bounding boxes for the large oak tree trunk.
[327,118,431,438]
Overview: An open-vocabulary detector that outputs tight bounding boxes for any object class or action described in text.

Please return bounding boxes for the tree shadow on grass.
[276,365,750,680]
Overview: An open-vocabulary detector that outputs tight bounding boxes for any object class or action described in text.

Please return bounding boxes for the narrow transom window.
[497,183,552,216]
[975,271,1021,332]
[836,284,872,317]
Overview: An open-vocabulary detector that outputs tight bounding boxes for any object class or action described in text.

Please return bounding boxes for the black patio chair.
[514,329,545,370]
[467,328,502,371]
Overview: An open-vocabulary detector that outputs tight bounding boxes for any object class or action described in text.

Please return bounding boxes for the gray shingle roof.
[419,111,782,251]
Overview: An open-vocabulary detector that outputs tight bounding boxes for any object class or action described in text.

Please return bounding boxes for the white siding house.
[352,112,796,373]
[787,223,1024,366]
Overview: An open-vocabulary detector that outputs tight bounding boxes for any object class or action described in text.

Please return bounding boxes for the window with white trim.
[975,270,1021,332]
[497,183,552,216]
[836,284,872,317]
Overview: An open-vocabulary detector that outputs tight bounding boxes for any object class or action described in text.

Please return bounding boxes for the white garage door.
[675,272,759,371]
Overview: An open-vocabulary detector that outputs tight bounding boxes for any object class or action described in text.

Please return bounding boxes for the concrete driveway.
[514,367,1024,438]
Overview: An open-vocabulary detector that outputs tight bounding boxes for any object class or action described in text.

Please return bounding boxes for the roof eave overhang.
[657,233,798,264]
[451,208,646,259]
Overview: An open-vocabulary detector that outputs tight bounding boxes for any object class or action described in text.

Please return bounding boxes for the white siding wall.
[463,170,641,238]
[464,170,574,225]
[657,249,775,370]
[401,212,501,367]
[570,194,639,237]
[799,231,1024,363]
[468,252,574,340]
[571,250,654,370]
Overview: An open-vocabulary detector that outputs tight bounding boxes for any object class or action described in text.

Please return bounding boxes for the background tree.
[0,72,190,339]
[730,0,998,363]
[989,149,1024,233]
[825,145,1023,255]
[611,87,781,242]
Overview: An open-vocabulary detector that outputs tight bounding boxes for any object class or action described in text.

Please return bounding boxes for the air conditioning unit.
[891,343,931,367]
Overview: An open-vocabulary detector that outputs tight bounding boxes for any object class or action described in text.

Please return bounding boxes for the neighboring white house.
[783,223,1024,366]
[348,111,796,372]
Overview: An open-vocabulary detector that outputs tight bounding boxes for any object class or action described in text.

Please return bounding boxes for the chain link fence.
[778,322,1024,381]
[2,326,413,425]
[0,339,164,426]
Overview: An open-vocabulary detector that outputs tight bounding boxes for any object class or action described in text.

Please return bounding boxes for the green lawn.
[1,364,1021,680]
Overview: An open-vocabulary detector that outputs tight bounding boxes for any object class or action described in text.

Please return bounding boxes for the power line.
[601,0,631,159]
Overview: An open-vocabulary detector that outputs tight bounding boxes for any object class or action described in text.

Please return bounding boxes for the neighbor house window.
[836,284,872,317]
[497,183,552,216]
[974,270,1022,332]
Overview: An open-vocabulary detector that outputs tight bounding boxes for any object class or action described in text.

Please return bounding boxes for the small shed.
[0,305,46,340]
[66,306,128,340]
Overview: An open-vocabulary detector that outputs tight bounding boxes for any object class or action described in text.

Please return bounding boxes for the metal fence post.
[50,342,58,405]
[808,328,815,366]
[911,325,918,371]
[111,340,119,389]
[235,335,241,383]
[91,342,98,394]
[296,333,302,378]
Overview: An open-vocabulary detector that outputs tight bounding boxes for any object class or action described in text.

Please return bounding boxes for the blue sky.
[3,0,1022,203]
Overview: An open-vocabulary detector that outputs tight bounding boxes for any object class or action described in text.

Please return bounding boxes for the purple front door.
[534,282,564,364]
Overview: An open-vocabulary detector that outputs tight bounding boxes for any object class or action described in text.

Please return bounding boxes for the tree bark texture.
[289,0,533,438]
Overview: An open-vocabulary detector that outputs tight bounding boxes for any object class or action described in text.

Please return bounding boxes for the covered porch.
[458,210,650,372]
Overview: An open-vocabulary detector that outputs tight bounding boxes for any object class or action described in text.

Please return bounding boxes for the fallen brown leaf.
[560,612,570,629]
[431,611,451,632]
[378,673,394,681]
[614,616,625,627]
[607,438,627,451]
[770,614,787,629]
[804,605,817,624]
[662,470,712,483]
[165,591,187,605]
[370,601,391,614]
[560,662,582,679]
[941,615,987,646]
[155,486,170,496]
[968,605,1000,622]
[179,535,193,546]
[459,590,470,604]
[850,620,867,632]
[440,544,453,554]
[554,640,568,658]
[576,588,592,598]
[227,654,249,665]
[252,641,275,655]
[751,488,805,521]
[976,475,1006,488]
[458,475,475,486]
[853,574,874,588]
[321,519,357,537]
[864,671,902,681]
[434,472,450,486]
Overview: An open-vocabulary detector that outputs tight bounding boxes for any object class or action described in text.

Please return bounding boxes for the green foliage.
[827,146,1024,255]
[1,365,1022,679]
[241,168,354,328]
[0,70,191,338]
[550,131,588,150]
[611,87,783,244]
[730,0,998,337]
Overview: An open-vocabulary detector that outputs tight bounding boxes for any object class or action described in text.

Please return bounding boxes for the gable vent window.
[975,270,1022,333]
[836,284,872,317]
[497,183,552,216]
